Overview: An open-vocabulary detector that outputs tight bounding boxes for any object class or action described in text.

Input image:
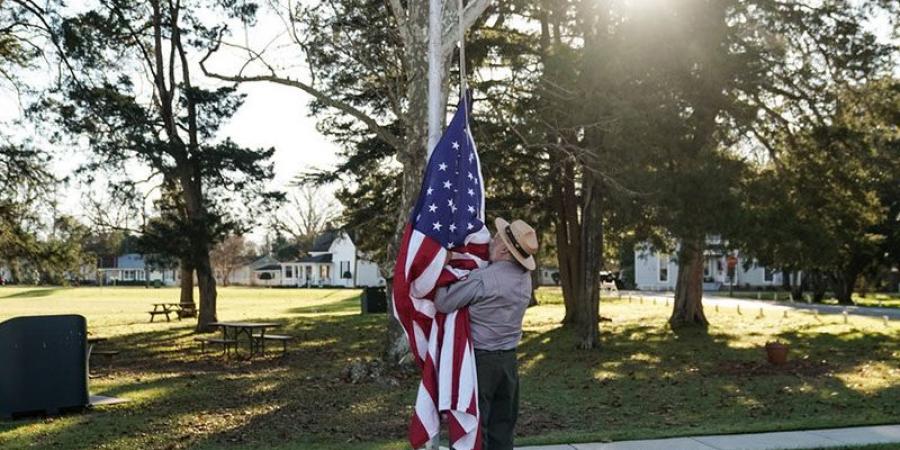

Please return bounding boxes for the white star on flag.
[432,222,442,231]
[428,203,437,212]
[452,141,460,150]
[443,180,452,189]
[438,162,447,171]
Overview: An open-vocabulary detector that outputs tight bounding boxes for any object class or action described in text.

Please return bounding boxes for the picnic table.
[201,322,290,358]
[86,337,118,377]
[148,303,196,322]
[148,303,180,322]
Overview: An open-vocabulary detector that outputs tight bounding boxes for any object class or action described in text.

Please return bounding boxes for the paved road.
[617,290,900,320]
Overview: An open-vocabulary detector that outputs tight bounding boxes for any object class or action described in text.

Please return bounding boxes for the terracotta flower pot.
[765,341,789,365]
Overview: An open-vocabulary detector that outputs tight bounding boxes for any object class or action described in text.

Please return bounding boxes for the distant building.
[634,238,794,291]
[96,253,178,286]
[539,267,560,286]
[252,230,384,288]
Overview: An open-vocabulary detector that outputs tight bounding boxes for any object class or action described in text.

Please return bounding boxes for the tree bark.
[195,252,218,332]
[670,238,709,328]
[179,257,194,307]
[807,270,827,302]
[553,158,582,324]
[529,258,541,307]
[574,174,604,348]
[831,269,858,305]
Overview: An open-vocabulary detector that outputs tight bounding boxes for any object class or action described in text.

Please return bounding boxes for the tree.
[40,0,280,331]
[273,184,339,253]
[201,0,492,361]
[210,234,252,286]
[731,0,898,305]
[739,78,900,305]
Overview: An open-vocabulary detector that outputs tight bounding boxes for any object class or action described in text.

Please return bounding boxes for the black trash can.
[0,315,89,419]
[361,286,387,314]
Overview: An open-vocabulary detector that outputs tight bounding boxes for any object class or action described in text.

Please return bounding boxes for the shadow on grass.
[4,307,898,450]
[287,295,361,315]
[0,288,64,299]
[510,322,900,446]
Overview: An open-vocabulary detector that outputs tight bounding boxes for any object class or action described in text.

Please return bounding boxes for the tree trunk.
[553,158,581,324]
[195,252,218,332]
[574,175,604,348]
[180,258,194,308]
[529,258,540,307]
[809,270,827,302]
[670,238,708,328]
[831,269,858,305]
[382,17,438,366]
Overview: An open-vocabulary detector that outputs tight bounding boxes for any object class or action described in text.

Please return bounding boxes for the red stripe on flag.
[409,412,430,449]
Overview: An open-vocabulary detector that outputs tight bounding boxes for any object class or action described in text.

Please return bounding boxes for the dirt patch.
[516,406,567,436]
[712,358,834,377]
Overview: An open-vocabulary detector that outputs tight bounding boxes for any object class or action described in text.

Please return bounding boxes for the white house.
[224,255,280,286]
[634,239,795,291]
[254,230,384,288]
[96,253,178,286]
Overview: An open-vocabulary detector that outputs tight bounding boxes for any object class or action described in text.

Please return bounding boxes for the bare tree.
[274,184,340,251]
[210,234,252,287]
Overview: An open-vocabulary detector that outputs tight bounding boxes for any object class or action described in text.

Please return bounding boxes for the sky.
[0,5,343,244]
[1,1,895,244]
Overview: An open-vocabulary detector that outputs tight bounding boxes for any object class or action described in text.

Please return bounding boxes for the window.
[285,266,293,278]
[320,265,331,281]
[764,268,774,283]
[658,254,669,282]
[340,261,351,279]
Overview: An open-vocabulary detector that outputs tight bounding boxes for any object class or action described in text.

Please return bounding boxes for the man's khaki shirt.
[434,260,532,351]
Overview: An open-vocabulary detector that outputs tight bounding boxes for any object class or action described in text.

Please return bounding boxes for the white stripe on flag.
[414,379,440,438]
[410,248,447,298]
[438,310,457,411]
[412,321,429,362]
[405,230,426,278]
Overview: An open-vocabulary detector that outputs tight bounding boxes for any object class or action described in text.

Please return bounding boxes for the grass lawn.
[724,290,900,309]
[0,286,898,450]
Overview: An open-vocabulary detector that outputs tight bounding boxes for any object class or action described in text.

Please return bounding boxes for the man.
[435,217,538,450]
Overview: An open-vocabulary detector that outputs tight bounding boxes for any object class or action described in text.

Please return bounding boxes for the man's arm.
[434,274,484,313]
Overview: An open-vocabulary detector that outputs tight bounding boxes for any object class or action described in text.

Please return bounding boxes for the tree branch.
[200,36,404,152]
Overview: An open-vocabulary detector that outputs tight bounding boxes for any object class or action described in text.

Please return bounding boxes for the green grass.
[0,286,898,450]
[724,290,900,309]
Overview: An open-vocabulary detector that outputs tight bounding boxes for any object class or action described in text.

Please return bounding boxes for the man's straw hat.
[494,217,538,270]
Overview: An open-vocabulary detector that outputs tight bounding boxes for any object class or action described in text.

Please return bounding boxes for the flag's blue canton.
[412,100,482,249]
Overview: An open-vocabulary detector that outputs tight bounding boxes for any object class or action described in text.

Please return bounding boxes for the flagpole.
[425,5,441,450]
[427,0,443,161]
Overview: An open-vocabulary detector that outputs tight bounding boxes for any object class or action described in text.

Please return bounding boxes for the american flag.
[392,95,489,450]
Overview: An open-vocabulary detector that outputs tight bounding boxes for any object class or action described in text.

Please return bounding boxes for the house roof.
[249,255,280,270]
[296,253,332,264]
[311,230,340,252]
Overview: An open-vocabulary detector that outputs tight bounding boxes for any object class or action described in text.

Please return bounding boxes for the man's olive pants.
[475,349,519,450]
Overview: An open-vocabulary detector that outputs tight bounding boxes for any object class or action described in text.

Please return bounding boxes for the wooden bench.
[194,337,237,356]
[252,334,294,356]
[148,310,173,322]
[88,350,120,377]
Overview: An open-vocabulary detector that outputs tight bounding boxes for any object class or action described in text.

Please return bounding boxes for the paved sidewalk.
[516,424,900,450]
[619,290,900,320]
